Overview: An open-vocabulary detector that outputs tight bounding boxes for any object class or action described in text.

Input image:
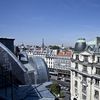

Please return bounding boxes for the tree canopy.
[49,45,60,50]
[50,82,61,95]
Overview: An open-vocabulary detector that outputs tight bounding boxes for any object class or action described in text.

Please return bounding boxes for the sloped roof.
[80,51,92,56]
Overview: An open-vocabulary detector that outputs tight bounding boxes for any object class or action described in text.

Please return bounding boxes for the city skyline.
[0,0,100,46]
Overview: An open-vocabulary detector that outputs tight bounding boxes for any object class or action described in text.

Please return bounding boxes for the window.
[75,88,78,95]
[75,63,78,69]
[94,90,99,100]
[75,72,78,77]
[82,85,87,94]
[82,94,86,100]
[76,55,79,60]
[49,65,50,68]
[82,65,87,73]
[73,98,77,100]
[75,80,78,95]
[95,79,99,86]
[75,81,78,88]
[97,57,100,63]
[84,56,88,62]
[96,68,100,75]
[82,76,87,83]
[92,55,95,61]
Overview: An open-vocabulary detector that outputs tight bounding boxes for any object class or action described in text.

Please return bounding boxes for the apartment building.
[70,37,100,100]
[28,49,72,71]
[47,50,72,70]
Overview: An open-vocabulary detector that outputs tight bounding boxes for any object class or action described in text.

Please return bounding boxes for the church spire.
[42,38,44,49]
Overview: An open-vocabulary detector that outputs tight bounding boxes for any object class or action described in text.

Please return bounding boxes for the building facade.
[70,37,100,100]
[28,49,72,71]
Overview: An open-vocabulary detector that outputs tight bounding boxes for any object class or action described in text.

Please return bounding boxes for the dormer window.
[75,63,78,69]
[84,56,88,62]
[82,65,87,73]
[76,55,79,60]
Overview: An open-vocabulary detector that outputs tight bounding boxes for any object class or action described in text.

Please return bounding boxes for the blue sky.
[0,0,100,46]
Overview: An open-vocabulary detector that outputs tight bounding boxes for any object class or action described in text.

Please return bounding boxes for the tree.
[49,45,60,50]
[50,82,61,95]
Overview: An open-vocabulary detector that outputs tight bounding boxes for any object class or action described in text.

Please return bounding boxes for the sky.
[0,0,100,46]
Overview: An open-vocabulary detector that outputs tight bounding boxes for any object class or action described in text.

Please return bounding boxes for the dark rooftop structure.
[0,38,54,100]
[75,38,86,52]
[0,38,15,53]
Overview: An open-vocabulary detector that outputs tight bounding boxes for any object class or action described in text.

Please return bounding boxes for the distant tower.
[61,43,64,50]
[42,38,44,50]
[62,44,63,47]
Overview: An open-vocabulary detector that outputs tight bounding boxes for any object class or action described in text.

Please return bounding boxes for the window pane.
[94,90,99,100]
[96,68,100,75]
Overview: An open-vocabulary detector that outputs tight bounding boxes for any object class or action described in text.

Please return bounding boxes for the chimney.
[0,38,15,53]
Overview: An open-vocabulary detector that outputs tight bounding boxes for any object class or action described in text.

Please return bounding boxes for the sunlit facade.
[70,37,100,100]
